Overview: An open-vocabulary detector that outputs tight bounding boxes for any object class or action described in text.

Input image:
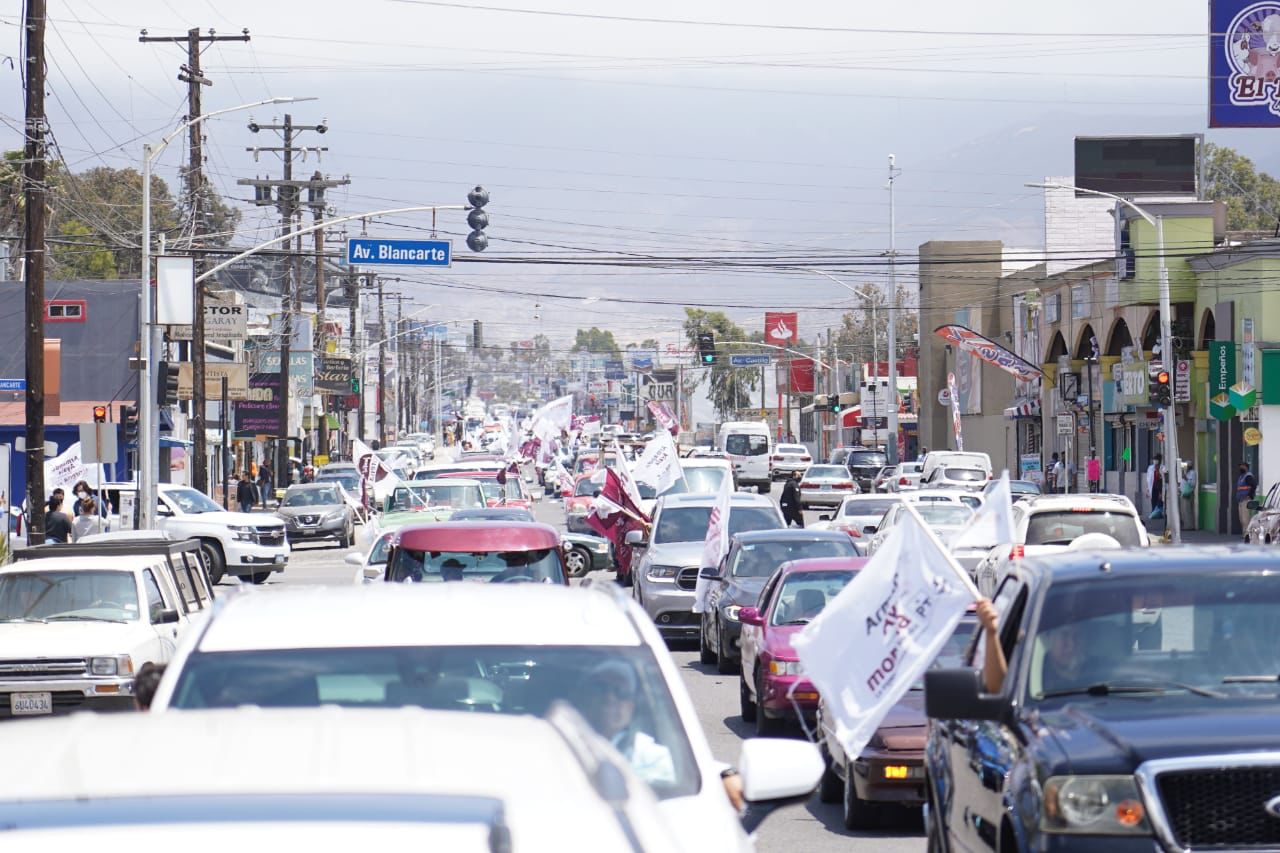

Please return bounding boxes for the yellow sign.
[1245,427,1263,446]
[313,454,330,466]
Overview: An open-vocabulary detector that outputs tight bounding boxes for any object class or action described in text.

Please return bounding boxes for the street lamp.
[138,96,310,530]
[1026,181,1182,544]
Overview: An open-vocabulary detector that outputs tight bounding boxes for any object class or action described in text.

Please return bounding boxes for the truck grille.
[1157,765,1280,849]
[254,526,286,547]
[676,568,699,591]
[0,658,87,679]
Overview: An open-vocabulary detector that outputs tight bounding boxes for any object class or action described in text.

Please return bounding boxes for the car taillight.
[846,527,861,538]
[800,483,819,490]
[801,456,811,462]
[898,477,909,485]
[771,455,783,461]
[1010,544,1024,560]
[834,483,853,489]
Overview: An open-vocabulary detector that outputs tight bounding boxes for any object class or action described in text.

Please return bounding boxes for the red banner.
[789,357,815,394]
[765,312,798,345]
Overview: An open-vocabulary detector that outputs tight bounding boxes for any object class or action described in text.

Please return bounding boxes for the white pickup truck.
[0,538,215,717]
[102,483,289,584]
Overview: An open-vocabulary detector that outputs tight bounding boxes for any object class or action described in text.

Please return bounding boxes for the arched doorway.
[1074,324,1098,360]
[1200,309,1216,348]
[1105,318,1133,357]
[1141,312,1161,352]
[1045,331,1068,364]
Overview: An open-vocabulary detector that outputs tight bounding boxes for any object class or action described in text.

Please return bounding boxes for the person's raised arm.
[976,598,1007,694]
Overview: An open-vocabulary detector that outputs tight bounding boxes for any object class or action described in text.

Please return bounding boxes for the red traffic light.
[1156,371,1170,385]
[92,405,108,423]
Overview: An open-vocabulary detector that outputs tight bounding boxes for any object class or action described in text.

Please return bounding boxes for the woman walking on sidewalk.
[236,473,257,515]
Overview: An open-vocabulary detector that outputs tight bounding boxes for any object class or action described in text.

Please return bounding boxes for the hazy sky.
[0,1,1255,354]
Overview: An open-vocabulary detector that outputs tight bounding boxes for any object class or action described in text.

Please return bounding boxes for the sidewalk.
[1143,523,1240,545]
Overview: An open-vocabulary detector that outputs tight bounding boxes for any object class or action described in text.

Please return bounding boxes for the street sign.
[1174,359,1191,403]
[79,421,118,465]
[347,237,452,267]
[169,292,248,341]
[1056,413,1074,435]
[0,379,25,392]
[729,354,772,366]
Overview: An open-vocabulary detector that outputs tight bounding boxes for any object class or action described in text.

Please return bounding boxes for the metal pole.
[887,154,901,466]
[276,114,294,492]
[377,277,387,446]
[221,375,229,510]
[1156,216,1182,543]
[139,145,155,529]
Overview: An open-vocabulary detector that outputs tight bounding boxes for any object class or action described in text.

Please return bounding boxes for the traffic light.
[1150,369,1172,407]
[121,404,138,445]
[466,186,489,252]
[473,320,483,350]
[350,376,361,394]
[157,361,180,406]
[697,331,717,365]
[92,405,108,423]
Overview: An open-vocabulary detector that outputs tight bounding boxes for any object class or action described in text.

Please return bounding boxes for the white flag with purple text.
[693,471,733,613]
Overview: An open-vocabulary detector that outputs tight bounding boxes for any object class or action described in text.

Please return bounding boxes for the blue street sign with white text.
[0,379,26,391]
[347,237,452,267]
[730,354,772,366]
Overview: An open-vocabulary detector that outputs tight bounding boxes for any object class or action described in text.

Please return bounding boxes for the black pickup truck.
[924,546,1280,853]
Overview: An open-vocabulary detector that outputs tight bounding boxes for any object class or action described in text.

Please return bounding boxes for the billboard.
[1073,136,1197,196]
[234,373,282,436]
[765,312,798,346]
[1210,1,1280,127]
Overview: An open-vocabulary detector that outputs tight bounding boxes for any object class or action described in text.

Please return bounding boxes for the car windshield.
[451,508,536,522]
[389,483,485,511]
[847,451,887,469]
[574,479,600,497]
[166,644,699,798]
[388,547,565,584]
[805,466,848,480]
[769,570,854,625]
[944,468,987,482]
[842,499,898,518]
[725,434,768,456]
[778,445,807,455]
[165,488,223,514]
[731,538,856,577]
[0,570,138,623]
[653,506,781,544]
[659,467,727,496]
[917,505,974,526]
[283,487,343,507]
[1025,510,1142,546]
[317,473,360,491]
[1027,575,1280,701]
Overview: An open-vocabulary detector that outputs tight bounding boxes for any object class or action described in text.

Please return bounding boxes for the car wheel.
[564,546,590,578]
[715,621,737,675]
[699,617,717,665]
[842,757,878,830]
[249,571,272,585]
[200,540,226,585]
[758,480,771,495]
[754,670,783,736]
[818,753,843,804]
[739,672,757,723]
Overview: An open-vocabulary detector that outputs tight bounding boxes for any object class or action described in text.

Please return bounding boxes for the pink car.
[737,556,866,736]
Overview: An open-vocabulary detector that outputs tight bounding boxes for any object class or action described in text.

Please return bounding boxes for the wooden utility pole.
[377,277,387,446]
[23,0,47,541]
[140,27,250,495]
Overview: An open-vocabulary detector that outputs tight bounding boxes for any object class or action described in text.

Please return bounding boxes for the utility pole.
[140,27,250,496]
[23,0,47,542]
[305,172,349,459]
[347,268,362,444]
[386,293,411,437]
[377,277,387,446]
[886,154,902,466]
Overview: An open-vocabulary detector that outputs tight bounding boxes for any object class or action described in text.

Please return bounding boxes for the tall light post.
[138,96,306,529]
[1027,181,1181,544]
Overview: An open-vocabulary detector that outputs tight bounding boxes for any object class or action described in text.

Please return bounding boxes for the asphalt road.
[254,487,925,852]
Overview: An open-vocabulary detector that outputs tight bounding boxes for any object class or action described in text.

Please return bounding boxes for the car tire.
[715,622,737,675]
[758,480,771,495]
[249,571,272,585]
[565,546,591,578]
[818,755,843,804]
[739,673,757,723]
[200,540,226,585]
[699,618,717,666]
[754,670,783,737]
[842,757,877,830]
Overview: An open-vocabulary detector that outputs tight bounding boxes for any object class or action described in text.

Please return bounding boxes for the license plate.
[821,484,831,491]
[10,692,52,715]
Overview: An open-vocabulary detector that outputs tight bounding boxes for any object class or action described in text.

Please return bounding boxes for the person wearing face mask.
[71,480,109,522]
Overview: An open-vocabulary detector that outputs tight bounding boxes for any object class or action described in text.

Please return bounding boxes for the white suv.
[102,483,289,584]
[152,583,822,850]
[1013,493,1149,548]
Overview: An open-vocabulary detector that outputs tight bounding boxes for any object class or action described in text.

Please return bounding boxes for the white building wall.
[1043,177,1116,278]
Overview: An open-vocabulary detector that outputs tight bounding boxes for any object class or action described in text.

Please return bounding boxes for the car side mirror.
[924,668,1009,722]
[738,606,763,626]
[737,738,824,833]
[698,567,721,580]
[344,552,363,566]
[624,529,648,547]
[819,514,831,521]
[1248,499,1260,511]
[155,608,180,625]
[862,525,878,535]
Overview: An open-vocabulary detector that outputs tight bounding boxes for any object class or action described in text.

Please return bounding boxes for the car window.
[944,467,987,482]
[805,466,848,479]
[142,569,167,623]
[164,488,223,514]
[769,570,854,626]
[653,506,781,543]
[842,499,897,517]
[1024,510,1142,546]
[168,556,205,611]
[847,451,887,468]
[168,643,700,800]
[730,538,856,577]
[725,434,768,456]
[660,467,727,496]
[917,505,974,526]
[388,547,565,585]
[0,570,140,623]
[778,445,807,455]
[574,479,599,497]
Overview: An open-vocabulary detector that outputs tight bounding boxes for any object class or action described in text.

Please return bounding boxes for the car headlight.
[647,564,679,580]
[89,655,132,677]
[228,524,256,541]
[724,605,742,622]
[568,504,589,516]
[1042,776,1150,835]
[769,659,803,676]
[323,510,345,522]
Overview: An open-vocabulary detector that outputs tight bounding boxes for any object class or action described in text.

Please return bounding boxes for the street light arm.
[149,96,313,165]
[1025,182,1156,227]
[715,339,833,371]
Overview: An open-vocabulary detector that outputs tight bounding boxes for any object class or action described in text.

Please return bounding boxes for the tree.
[572,327,621,356]
[832,282,918,383]
[1203,142,1280,232]
[683,308,759,419]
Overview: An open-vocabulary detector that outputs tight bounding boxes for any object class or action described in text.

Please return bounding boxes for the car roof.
[284,482,342,491]
[1018,493,1136,513]
[408,477,485,486]
[436,470,503,480]
[657,492,774,508]
[0,554,156,573]
[679,457,731,469]
[731,528,852,544]
[1021,545,1280,585]
[778,556,869,574]
[394,520,560,551]
[196,584,642,651]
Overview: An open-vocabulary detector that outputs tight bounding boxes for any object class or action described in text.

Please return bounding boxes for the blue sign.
[730,354,772,366]
[347,237,452,267]
[0,379,26,391]
[603,397,620,406]
[604,360,626,380]
[1210,1,1280,127]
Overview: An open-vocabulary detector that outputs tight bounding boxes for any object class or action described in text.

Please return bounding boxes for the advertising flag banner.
[792,505,976,760]
[789,357,816,394]
[694,472,734,613]
[947,372,964,451]
[633,428,683,495]
[765,312,798,345]
[352,438,395,507]
[647,400,680,436]
[934,324,1044,383]
[1210,1,1280,127]
[950,472,1016,552]
[1209,340,1237,420]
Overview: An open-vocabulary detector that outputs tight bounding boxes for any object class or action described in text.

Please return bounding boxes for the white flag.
[44,442,100,497]
[949,471,1016,551]
[532,394,574,431]
[693,471,733,613]
[792,505,978,759]
[352,438,397,504]
[613,446,647,516]
[632,428,683,495]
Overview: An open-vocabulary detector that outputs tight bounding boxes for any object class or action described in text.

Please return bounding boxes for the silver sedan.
[798,465,859,510]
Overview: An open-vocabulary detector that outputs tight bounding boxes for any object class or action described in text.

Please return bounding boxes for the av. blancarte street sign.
[347,237,452,267]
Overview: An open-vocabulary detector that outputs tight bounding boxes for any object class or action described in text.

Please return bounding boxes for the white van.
[921,451,992,488]
[716,421,772,493]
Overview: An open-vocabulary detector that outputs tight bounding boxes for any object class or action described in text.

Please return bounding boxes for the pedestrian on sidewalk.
[236,473,257,515]
[1147,454,1166,520]
[779,470,805,528]
[1180,463,1197,530]
[1086,450,1102,494]
[71,497,105,542]
[257,462,274,509]
[44,495,72,544]
[1236,461,1258,538]
[1050,453,1065,494]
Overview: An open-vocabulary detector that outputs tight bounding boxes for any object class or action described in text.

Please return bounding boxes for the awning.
[840,407,863,429]
[1003,398,1041,420]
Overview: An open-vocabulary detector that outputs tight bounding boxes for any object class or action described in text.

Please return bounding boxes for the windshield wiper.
[0,617,47,623]
[1042,680,1223,699]
[1222,674,1280,683]
[783,618,812,626]
[45,615,128,624]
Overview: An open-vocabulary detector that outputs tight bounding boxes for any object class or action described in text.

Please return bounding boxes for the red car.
[383,521,569,586]
[737,556,866,736]
[563,471,604,534]
[436,470,533,510]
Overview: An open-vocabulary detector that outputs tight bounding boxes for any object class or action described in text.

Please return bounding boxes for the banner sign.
[254,351,315,396]
[234,373,282,436]
[169,291,248,340]
[789,357,815,394]
[1210,1,1280,127]
[765,312,798,345]
[1120,362,1150,407]
[1209,340,1237,420]
[947,372,964,451]
[604,360,626,380]
[934,324,1044,382]
[647,400,679,436]
[315,355,353,395]
[178,362,249,401]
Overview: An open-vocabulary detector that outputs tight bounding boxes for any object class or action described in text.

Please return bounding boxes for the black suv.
[828,447,887,493]
[924,546,1280,852]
